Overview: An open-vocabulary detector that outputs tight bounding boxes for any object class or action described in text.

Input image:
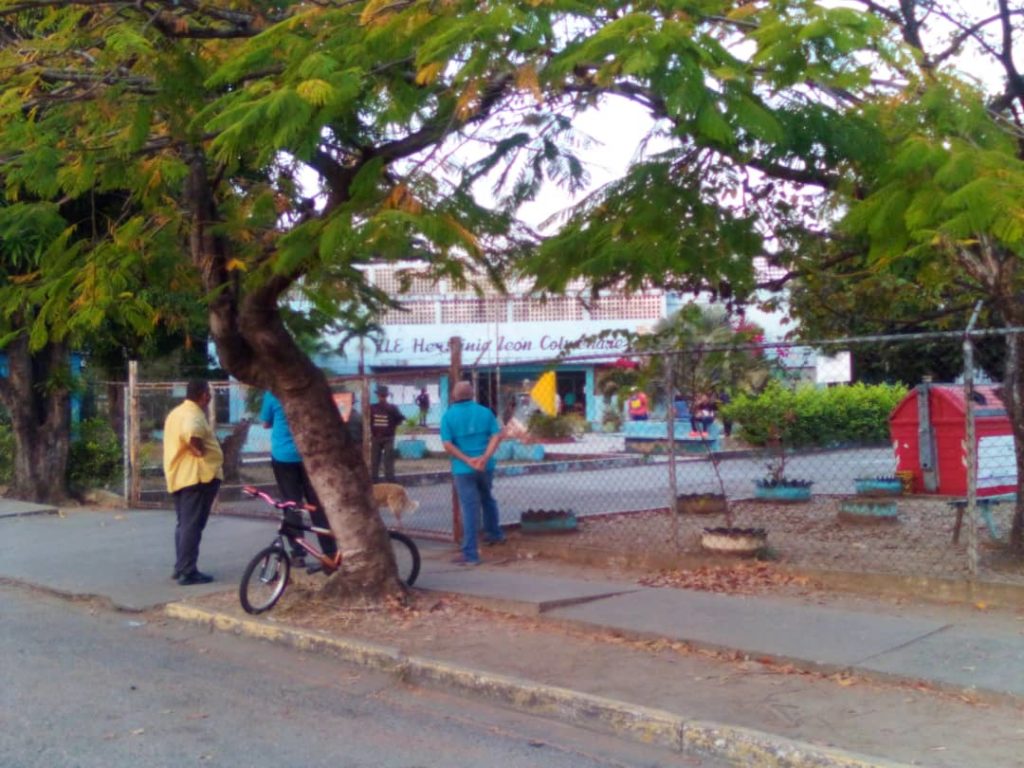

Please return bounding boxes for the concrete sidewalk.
[3,501,1023,767]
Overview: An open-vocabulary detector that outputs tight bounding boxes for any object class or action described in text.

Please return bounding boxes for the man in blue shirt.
[260,391,336,568]
[440,380,508,565]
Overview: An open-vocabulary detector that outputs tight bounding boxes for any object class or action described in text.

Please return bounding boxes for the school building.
[313,260,817,425]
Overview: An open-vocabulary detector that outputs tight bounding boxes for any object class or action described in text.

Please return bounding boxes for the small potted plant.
[852,475,903,497]
[520,508,578,534]
[701,526,768,556]
[753,434,812,502]
[838,498,900,524]
[396,416,428,460]
[677,492,729,516]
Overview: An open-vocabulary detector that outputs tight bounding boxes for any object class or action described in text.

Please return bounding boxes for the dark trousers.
[271,459,336,557]
[370,436,396,482]
[691,415,713,433]
[173,479,221,578]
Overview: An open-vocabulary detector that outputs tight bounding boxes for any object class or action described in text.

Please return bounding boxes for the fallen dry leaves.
[638,562,818,595]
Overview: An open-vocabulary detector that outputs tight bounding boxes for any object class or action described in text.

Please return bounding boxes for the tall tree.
[786,2,1024,547]
[0,192,185,501]
[5,0,1009,599]
[649,303,771,406]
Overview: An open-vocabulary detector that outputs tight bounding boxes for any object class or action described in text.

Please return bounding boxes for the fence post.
[963,304,983,579]
[450,336,463,545]
[666,353,679,549]
[127,361,140,506]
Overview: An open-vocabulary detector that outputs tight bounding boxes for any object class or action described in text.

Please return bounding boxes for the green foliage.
[637,303,773,406]
[723,381,906,448]
[526,411,579,440]
[67,418,123,490]
[397,415,422,434]
[601,407,623,433]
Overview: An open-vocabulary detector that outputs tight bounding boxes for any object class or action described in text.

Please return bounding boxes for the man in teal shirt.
[440,381,508,564]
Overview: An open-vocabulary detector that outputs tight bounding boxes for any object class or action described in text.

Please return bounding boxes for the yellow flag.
[530,371,558,416]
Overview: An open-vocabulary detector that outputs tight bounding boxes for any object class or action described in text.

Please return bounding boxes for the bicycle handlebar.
[241,485,316,512]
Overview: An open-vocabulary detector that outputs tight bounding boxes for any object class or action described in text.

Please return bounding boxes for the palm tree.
[336,309,386,375]
[646,302,772,406]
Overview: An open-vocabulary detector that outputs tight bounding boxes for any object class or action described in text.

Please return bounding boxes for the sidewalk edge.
[164,603,911,768]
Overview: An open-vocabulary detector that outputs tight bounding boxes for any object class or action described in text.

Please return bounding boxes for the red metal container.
[889,383,1015,497]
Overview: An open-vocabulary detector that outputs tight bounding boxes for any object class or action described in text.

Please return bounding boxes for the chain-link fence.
[99,327,1024,589]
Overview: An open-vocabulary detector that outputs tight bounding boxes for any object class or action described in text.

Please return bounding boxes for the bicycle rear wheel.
[388,531,420,587]
[239,546,290,614]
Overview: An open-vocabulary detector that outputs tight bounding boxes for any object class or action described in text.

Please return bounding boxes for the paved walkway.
[3,500,1023,767]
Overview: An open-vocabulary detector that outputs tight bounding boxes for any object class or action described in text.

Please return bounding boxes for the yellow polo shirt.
[163,399,224,493]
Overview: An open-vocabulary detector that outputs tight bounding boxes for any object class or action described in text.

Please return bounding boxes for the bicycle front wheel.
[239,546,290,615]
[389,531,420,587]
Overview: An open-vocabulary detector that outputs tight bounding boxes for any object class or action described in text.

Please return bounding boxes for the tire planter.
[853,477,903,497]
[396,438,427,460]
[754,482,812,503]
[838,499,899,524]
[676,493,728,516]
[520,509,577,534]
[701,527,767,557]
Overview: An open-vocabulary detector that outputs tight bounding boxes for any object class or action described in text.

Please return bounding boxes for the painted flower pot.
[396,438,427,460]
[520,509,577,534]
[493,440,516,462]
[676,493,728,516]
[701,527,767,557]
[512,443,545,462]
[838,499,900,524]
[853,478,903,497]
[754,482,812,503]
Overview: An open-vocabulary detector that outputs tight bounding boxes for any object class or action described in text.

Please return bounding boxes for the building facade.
[315,260,806,425]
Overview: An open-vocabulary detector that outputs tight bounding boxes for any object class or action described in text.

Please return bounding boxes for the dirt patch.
[563,495,1024,585]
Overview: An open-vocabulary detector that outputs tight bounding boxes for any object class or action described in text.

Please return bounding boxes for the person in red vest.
[627,388,649,421]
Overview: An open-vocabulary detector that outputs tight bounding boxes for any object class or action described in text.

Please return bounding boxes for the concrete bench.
[624,420,721,453]
[948,495,1015,543]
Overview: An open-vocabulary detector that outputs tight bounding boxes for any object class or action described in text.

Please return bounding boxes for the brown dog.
[372,483,420,528]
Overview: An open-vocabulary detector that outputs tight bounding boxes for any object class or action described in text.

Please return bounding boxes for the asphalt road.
[1,584,721,768]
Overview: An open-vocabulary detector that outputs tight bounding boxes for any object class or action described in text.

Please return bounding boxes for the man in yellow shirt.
[163,380,224,585]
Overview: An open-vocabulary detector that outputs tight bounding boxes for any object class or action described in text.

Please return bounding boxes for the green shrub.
[68,417,123,490]
[527,411,578,439]
[722,381,906,448]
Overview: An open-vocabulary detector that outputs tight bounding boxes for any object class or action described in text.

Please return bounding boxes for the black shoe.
[484,537,507,546]
[291,553,306,569]
[306,561,324,575]
[177,571,214,586]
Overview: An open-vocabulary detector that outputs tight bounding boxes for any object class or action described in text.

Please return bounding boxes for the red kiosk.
[889,383,1016,497]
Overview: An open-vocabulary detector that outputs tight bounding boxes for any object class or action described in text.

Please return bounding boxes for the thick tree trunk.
[220,419,252,483]
[0,335,71,504]
[185,151,401,603]
[960,242,1024,555]
[1005,332,1024,552]
[224,323,400,602]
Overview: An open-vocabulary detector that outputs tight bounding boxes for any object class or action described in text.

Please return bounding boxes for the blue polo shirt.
[440,400,500,475]
[260,392,301,463]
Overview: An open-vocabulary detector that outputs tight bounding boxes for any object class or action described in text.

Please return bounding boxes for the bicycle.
[239,485,421,615]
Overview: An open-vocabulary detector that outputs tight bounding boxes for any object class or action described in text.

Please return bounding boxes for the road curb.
[0,505,59,519]
[165,603,911,768]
